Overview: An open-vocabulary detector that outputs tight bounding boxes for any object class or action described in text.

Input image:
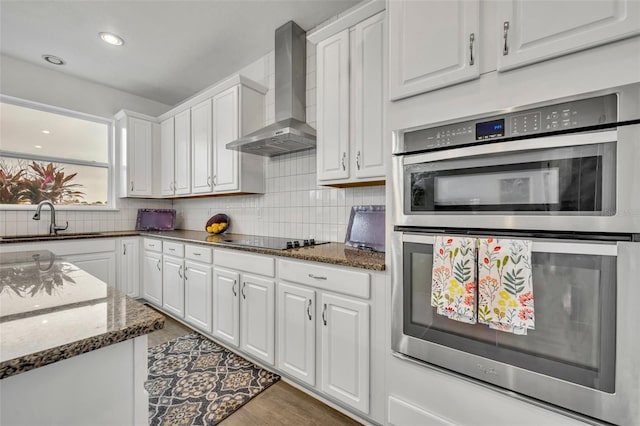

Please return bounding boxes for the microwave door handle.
[402,130,618,166]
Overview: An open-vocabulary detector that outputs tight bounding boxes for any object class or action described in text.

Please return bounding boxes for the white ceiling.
[0,0,359,106]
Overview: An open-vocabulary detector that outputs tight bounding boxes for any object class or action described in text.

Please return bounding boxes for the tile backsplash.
[174,150,385,242]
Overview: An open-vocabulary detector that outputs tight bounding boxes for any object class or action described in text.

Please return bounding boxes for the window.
[0,98,113,208]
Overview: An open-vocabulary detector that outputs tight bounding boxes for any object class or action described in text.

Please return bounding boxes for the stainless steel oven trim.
[402,130,617,166]
[391,231,640,425]
[402,233,618,256]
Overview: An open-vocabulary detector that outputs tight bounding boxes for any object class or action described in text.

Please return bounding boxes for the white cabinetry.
[173,110,191,195]
[118,237,140,298]
[66,251,117,288]
[315,11,386,186]
[211,85,265,194]
[160,117,175,196]
[162,254,185,318]
[142,238,163,306]
[388,0,480,101]
[184,260,213,332]
[213,249,276,365]
[277,259,371,414]
[115,110,156,197]
[191,99,213,194]
[496,0,640,71]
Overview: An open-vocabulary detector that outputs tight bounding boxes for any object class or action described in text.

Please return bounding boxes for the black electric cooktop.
[219,236,328,250]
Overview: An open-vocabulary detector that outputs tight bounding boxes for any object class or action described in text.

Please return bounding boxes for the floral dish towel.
[477,238,535,335]
[431,236,477,324]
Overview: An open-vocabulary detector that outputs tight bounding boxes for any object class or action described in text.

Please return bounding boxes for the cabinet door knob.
[306,299,312,320]
[341,152,346,171]
[469,33,475,66]
[356,151,361,170]
[322,303,327,326]
[503,21,510,56]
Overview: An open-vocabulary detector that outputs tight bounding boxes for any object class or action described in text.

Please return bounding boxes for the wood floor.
[146,312,361,426]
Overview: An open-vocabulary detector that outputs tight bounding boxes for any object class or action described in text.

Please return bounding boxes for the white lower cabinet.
[163,255,185,318]
[118,237,140,298]
[320,293,370,414]
[142,239,163,306]
[277,282,316,386]
[277,259,372,414]
[66,251,117,288]
[184,260,213,333]
[212,267,240,346]
[240,274,275,365]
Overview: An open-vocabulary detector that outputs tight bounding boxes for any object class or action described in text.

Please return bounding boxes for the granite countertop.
[142,230,386,271]
[0,250,164,379]
[0,229,386,271]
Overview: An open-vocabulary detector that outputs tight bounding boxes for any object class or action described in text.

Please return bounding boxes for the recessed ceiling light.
[99,32,124,46]
[34,145,42,149]
[42,54,65,65]
[41,130,50,134]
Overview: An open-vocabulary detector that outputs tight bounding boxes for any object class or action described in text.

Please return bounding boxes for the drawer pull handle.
[184,267,188,280]
[178,265,183,279]
[306,299,312,320]
[232,280,237,297]
[194,252,201,256]
[308,274,327,280]
[241,282,246,299]
[322,303,327,326]
[469,33,475,66]
[169,248,175,251]
[156,259,161,271]
[503,21,510,56]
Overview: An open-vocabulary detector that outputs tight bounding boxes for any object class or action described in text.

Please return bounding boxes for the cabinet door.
[160,118,175,196]
[119,238,140,298]
[240,274,275,365]
[191,99,213,194]
[497,0,640,71]
[277,282,316,386]
[388,0,480,101]
[317,29,350,181]
[212,267,240,346]
[173,109,191,195]
[353,12,386,180]
[321,293,370,413]
[212,87,239,193]
[127,117,153,196]
[184,260,212,333]
[142,251,163,306]
[67,252,116,288]
[162,255,185,318]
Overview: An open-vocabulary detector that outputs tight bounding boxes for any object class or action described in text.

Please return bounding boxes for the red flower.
[446,238,453,244]
[487,238,493,243]
[493,246,501,252]
[483,257,489,264]
[518,308,534,321]
[444,306,455,312]
[463,295,475,306]
[465,282,476,293]
[518,292,534,307]
[439,248,444,255]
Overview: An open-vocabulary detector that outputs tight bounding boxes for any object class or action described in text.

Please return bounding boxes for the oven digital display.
[476,119,505,140]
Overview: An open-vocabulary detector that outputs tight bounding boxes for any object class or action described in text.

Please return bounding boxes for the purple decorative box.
[344,205,385,252]
[135,209,176,231]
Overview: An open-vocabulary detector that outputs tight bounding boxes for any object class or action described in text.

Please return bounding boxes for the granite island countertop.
[1,230,386,271]
[0,250,164,379]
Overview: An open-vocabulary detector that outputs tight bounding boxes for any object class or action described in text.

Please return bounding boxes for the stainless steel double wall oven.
[391,84,640,425]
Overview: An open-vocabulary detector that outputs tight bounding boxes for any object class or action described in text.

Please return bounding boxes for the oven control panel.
[401,93,617,153]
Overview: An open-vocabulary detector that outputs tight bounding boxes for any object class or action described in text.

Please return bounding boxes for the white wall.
[173,41,385,242]
[0,54,172,118]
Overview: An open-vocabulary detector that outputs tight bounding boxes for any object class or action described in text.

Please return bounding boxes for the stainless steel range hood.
[226,21,316,157]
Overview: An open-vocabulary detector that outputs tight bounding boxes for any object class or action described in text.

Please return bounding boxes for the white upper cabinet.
[212,86,240,193]
[388,0,480,101]
[191,99,213,194]
[497,0,640,71]
[315,10,386,186]
[116,111,155,197]
[317,29,351,182]
[160,117,175,196]
[173,109,191,196]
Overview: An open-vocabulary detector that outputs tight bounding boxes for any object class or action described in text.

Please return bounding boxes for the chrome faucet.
[33,201,68,235]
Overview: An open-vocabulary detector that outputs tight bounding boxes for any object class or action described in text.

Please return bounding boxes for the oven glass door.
[402,236,616,392]
[405,141,616,215]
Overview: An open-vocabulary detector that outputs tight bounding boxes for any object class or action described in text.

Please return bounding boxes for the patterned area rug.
[146,333,280,425]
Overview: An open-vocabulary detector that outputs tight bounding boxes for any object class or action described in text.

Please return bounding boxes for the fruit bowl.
[206,213,230,234]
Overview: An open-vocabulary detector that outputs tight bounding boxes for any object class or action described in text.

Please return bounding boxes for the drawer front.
[279,259,370,299]
[143,238,162,252]
[185,244,212,263]
[215,249,275,277]
[163,241,184,257]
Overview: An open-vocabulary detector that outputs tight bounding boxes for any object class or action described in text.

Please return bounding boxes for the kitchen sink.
[0,232,105,241]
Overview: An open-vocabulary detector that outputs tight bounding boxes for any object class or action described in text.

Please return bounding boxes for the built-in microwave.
[391,84,640,425]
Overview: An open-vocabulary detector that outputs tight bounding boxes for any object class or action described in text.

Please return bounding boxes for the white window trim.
[0,95,118,211]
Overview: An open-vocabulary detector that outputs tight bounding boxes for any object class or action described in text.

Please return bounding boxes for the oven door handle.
[402,130,617,166]
[401,233,617,256]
